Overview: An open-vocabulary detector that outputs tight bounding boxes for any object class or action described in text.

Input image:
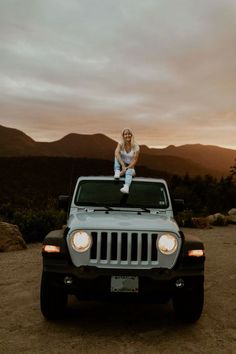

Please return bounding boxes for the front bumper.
[42,260,204,302]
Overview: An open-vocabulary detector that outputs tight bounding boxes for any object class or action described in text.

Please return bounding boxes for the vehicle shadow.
[38,295,204,353]
[55,295,192,334]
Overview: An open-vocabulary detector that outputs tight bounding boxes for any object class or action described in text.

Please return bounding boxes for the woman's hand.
[120,166,127,176]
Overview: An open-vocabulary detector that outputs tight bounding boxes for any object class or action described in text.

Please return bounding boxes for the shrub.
[191,217,211,229]
[211,214,228,226]
[0,208,67,243]
[175,210,194,227]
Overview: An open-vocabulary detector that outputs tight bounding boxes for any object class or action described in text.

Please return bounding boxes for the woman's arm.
[127,150,140,169]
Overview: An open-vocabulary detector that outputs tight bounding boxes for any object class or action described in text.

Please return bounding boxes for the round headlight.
[71,230,92,253]
[157,234,178,255]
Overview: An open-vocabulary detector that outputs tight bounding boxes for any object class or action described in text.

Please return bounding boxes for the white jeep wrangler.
[41,176,205,322]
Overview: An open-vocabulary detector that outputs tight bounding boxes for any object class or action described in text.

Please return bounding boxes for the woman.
[114,128,140,194]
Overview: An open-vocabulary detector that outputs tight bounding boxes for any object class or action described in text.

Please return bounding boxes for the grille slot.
[111,232,118,260]
[100,232,107,260]
[141,233,148,261]
[90,232,97,259]
[121,232,128,260]
[89,231,158,266]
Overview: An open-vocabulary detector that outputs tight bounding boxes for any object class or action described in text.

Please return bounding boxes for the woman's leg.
[125,168,135,186]
[114,158,121,178]
[120,168,135,193]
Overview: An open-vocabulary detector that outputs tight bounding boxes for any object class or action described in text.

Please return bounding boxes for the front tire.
[172,281,204,323]
[40,272,68,320]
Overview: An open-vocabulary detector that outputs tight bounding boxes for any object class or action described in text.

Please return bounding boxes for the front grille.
[89,231,158,267]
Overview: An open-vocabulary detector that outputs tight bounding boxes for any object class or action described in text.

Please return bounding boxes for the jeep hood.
[68,211,179,233]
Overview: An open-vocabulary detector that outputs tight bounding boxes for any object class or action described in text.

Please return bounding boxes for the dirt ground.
[0,225,236,354]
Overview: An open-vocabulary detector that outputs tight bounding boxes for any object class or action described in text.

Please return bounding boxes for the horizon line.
[1,124,236,150]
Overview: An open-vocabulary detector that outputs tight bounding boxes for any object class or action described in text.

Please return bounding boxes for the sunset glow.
[0,0,236,148]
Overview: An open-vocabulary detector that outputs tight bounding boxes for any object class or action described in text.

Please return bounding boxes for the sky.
[0,0,236,148]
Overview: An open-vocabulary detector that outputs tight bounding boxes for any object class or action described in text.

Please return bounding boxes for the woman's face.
[123,130,132,142]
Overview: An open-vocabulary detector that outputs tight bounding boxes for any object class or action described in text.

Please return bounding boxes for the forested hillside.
[0,157,169,209]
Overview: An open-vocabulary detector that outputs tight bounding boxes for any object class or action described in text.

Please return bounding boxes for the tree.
[230,158,236,178]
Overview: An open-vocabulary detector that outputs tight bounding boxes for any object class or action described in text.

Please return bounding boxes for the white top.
[119,143,140,164]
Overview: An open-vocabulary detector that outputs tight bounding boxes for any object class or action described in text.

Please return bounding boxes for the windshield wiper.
[76,204,160,213]
[134,207,159,213]
[117,203,160,213]
[138,207,150,212]
[77,204,114,212]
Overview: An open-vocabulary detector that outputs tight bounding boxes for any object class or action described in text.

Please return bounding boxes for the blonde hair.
[120,128,136,149]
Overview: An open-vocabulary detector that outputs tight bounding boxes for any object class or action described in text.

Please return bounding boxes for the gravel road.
[0,225,236,354]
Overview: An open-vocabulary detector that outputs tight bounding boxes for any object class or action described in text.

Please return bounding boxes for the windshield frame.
[73,180,170,210]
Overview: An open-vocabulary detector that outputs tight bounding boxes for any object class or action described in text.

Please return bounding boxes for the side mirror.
[173,199,185,213]
[58,195,71,211]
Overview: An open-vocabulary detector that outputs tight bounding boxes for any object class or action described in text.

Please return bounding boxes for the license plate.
[111,276,139,293]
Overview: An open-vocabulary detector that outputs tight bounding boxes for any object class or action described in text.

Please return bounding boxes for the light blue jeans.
[114,158,135,186]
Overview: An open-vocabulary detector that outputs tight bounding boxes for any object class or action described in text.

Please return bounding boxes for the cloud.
[0,0,236,148]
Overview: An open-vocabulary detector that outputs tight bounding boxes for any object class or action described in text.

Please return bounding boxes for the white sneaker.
[114,170,120,179]
[120,184,129,194]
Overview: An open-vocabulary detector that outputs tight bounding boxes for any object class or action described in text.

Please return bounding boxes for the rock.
[207,213,228,226]
[207,215,215,224]
[226,215,236,224]
[228,208,236,216]
[0,222,27,252]
[191,217,211,229]
[214,213,224,219]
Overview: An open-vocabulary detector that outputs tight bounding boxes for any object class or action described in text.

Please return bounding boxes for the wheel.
[172,282,204,323]
[40,272,68,320]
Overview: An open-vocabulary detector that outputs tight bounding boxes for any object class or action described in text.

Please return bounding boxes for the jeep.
[41,176,205,322]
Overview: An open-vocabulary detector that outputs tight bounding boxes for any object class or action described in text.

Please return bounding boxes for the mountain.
[141,144,236,177]
[0,125,235,177]
[0,125,38,155]
[0,125,116,159]
[44,133,117,159]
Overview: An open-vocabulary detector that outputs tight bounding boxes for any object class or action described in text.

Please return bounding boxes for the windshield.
[74,180,169,209]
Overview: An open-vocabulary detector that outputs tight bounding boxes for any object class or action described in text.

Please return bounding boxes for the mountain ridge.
[0,124,235,177]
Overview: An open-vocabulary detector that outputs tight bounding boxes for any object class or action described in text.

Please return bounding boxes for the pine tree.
[230,158,236,179]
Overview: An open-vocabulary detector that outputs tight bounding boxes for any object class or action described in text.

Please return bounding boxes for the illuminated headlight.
[70,230,92,253]
[157,233,178,255]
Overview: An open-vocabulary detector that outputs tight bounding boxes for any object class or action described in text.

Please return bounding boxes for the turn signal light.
[42,245,61,253]
[188,249,205,257]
